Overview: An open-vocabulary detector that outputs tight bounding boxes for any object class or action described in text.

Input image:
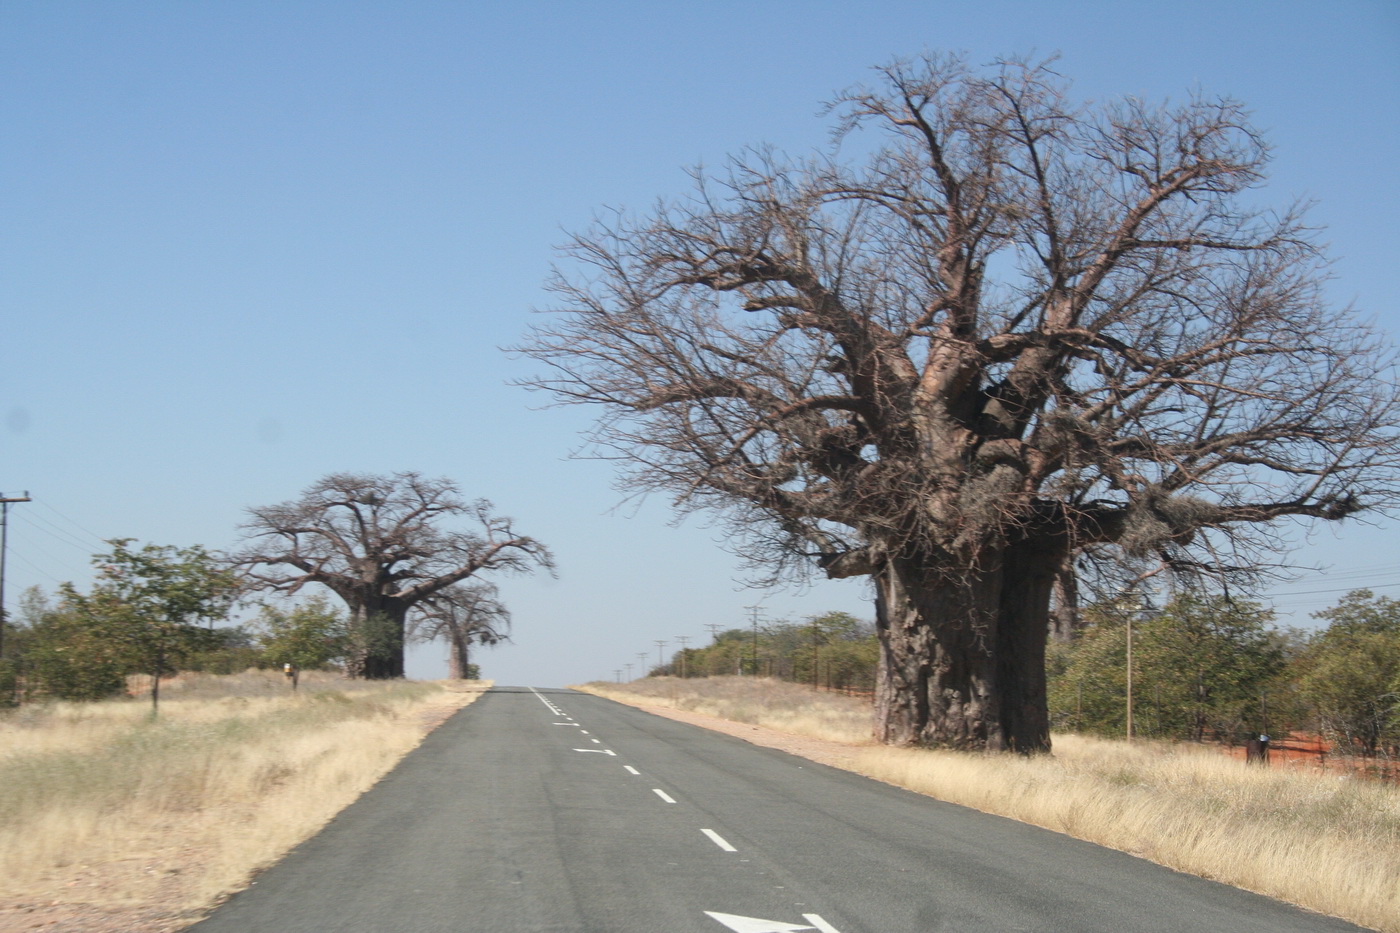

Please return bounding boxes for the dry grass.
[581,676,875,745]
[583,677,1400,933]
[0,670,488,926]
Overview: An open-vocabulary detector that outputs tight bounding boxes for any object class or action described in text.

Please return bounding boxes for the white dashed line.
[652,789,676,804]
[701,829,737,852]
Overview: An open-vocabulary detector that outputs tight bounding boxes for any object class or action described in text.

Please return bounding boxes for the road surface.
[190,686,1369,932]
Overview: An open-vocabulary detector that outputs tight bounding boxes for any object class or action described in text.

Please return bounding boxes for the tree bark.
[344,600,407,679]
[872,538,1057,753]
[996,537,1057,752]
[447,634,470,680]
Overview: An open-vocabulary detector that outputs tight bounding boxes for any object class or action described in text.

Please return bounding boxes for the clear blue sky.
[4,1,1398,686]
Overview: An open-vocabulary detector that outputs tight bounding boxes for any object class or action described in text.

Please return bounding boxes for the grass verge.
[581,676,1399,933]
[0,670,488,929]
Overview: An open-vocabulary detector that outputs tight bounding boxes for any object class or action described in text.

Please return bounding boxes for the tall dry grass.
[582,676,874,744]
[0,670,487,917]
[583,677,1400,932]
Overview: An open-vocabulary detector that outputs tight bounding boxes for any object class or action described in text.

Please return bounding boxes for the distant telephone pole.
[0,492,33,658]
[673,635,690,678]
[746,606,762,676]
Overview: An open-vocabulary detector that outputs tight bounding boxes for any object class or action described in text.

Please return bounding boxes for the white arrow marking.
[803,915,842,933]
[554,722,581,726]
[572,748,617,755]
[703,911,818,932]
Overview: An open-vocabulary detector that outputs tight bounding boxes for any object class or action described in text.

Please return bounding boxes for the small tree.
[256,593,349,672]
[25,595,129,702]
[233,472,552,679]
[59,540,239,710]
[1298,590,1400,758]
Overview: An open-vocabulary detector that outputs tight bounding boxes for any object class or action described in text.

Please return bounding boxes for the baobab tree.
[409,581,511,679]
[233,472,551,678]
[519,54,1400,751]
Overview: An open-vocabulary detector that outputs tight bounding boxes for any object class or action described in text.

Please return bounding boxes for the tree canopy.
[520,53,1400,751]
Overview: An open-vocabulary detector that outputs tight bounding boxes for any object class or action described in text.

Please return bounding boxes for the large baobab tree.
[519,54,1400,752]
[233,472,551,678]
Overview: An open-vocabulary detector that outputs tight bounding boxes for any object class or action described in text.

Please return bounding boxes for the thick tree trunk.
[344,601,407,679]
[872,539,1057,753]
[996,538,1056,751]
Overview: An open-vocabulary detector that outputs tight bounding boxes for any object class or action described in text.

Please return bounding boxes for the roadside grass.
[582,676,1400,933]
[582,675,874,744]
[0,670,487,920]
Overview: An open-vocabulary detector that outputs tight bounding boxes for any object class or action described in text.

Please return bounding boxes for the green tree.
[1049,595,1285,742]
[59,540,239,711]
[1298,590,1400,758]
[25,596,129,701]
[255,593,348,672]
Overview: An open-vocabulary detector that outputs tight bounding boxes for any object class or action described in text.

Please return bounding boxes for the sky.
[3,1,1398,687]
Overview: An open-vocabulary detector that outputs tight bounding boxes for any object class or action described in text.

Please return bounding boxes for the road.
[190,686,1369,933]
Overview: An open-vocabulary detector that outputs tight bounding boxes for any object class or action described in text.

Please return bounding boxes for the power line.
[1268,580,1400,599]
[33,500,109,548]
[16,509,102,555]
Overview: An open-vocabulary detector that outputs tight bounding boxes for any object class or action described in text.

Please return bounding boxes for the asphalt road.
[190,686,1371,933]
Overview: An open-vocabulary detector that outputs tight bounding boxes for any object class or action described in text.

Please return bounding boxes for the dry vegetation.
[582,676,1400,933]
[0,670,487,933]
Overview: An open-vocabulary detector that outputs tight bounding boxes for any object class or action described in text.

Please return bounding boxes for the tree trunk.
[345,601,407,679]
[996,537,1056,752]
[447,632,471,680]
[872,539,1057,753]
[1048,554,1081,642]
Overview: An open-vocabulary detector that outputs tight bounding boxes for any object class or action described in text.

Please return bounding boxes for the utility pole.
[746,606,761,676]
[1126,613,1134,742]
[0,492,32,659]
[637,652,649,677]
[674,635,690,678]
[624,662,633,682]
[653,639,667,674]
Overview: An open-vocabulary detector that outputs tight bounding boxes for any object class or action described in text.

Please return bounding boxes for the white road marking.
[624,766,640,775]
[652,788,676,804]
[703,911,820,932]
[580,730,589,734]
[803,915,842,933]
[528,687,565,715]
[701,829,737,852]
[591,738,602,743]
[554,722,581,726]
[573,748,617,756]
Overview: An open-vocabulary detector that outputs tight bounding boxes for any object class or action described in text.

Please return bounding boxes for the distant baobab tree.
[233,471,551,679]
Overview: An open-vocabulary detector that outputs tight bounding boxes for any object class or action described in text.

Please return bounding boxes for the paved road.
[191,686,1370,933]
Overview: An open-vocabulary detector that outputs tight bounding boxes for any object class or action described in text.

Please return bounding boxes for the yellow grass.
[582,676,875,745]
[584,677,1400,932]
[0,670,488,920]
